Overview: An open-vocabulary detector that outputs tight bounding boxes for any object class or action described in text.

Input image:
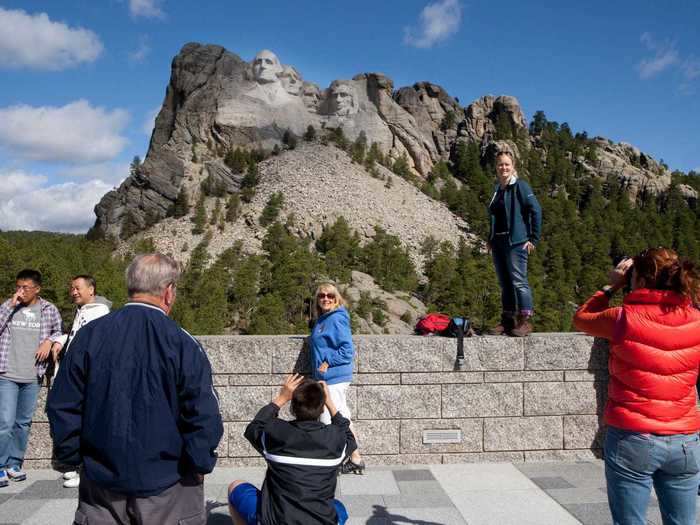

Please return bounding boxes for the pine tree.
[304,125,316,142]
[259,192,284,226]
[225,194,240,222]
[241,160,259,203]
[171,187,190,218]
[191,194,207,235]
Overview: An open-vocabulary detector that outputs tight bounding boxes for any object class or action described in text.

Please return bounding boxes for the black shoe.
[340,458,365,475]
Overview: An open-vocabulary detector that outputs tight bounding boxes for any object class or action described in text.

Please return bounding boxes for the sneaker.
[63,475,80,488]
[6,466,26,482]
[0,470,7,488]
[63,471,79,480]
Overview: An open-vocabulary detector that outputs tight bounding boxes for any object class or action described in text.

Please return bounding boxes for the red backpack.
[415,313,451,335]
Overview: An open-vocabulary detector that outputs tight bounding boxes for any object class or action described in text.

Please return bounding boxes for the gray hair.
[126,253,180,296]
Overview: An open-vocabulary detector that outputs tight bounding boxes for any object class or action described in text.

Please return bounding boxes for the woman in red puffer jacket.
[574,247,700,525]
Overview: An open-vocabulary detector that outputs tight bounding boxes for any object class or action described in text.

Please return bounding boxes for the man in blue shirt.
[48,253,223,525]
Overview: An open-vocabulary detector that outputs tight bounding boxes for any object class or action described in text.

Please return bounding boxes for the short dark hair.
[16,269,41,286]
[72,274,97,293]
[290,379,326,421]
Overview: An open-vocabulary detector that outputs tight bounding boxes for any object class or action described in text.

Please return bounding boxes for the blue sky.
[0,0,698,232]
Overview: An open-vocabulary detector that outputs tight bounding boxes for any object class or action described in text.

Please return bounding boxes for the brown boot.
[488,313,515,335]
[510,314,533,337]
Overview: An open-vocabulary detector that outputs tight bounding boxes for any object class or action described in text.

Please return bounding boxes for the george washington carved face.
[252,50,283,84]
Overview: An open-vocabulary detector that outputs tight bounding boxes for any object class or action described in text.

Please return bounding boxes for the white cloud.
[59,162,130,186]
[682,57,700,80]
[129,35,151,63]
[0,100,129,164]
[403,0,462,49]
[129,0,164,19]
[637,32,680,79]
[0,169,49,201]
[142,106,160,136]
[0,7,103,70]
[0,170,112,233]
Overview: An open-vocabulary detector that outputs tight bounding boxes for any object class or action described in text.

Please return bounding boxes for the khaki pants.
[74,474,205,525]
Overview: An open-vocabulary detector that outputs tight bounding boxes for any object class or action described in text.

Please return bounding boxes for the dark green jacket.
[488,178,542,246]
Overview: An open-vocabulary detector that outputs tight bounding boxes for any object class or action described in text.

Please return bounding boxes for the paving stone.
[396,480,445,495]
[441,383,522,418]
[0,495,12,505]
[400,418,482,454]
[378,506,467,524]
[392,469,435,481]
[15,480,77,500]
[381,492,454,508]
[0,496,43,523]
[22,498,77,525]
[431,463,536,492]
[545,487,611,505]
[524,382,600,416]
[338,470,399,496]
[484,416,563,451]
[361,454,443,465]
[337,495,385,516]
[562,502,614,525]
[450,489,581,525]
[529,476,575,489]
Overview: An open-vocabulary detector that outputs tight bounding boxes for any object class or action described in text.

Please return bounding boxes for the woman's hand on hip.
[524,241,535,254]
[318,361,329,373]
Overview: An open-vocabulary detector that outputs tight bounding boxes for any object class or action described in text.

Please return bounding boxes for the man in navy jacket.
[48,253,223,525]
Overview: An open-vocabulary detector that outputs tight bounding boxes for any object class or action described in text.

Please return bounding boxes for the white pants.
[320,382,351,425]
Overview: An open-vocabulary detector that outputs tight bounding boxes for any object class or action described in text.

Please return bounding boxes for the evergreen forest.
[1,112,698,334]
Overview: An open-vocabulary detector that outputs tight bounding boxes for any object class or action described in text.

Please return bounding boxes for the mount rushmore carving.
[91,43,689,242]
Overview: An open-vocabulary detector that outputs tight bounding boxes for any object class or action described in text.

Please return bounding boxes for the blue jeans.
[0,377,41,469]
[491,238,533,314]
[605,426,700,525]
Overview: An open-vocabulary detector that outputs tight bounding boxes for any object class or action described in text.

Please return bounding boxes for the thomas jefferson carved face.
[279,66,302,96]
[252,50,283,84]
[329,83,357,116]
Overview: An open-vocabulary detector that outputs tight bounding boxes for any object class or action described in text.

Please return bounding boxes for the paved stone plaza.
[2,460,697,524]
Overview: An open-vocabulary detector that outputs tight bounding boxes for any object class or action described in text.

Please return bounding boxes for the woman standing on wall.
[309,282,364,474]
[574,248,700,525]
[487,149,542,336]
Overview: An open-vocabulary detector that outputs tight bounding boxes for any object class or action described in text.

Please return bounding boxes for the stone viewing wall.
[25,334,609,467]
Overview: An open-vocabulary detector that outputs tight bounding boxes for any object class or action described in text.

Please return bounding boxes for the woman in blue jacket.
[309,282,364,474]
[487,149,542,337]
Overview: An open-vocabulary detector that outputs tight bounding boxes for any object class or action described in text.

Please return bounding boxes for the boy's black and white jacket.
[245,402,357,525]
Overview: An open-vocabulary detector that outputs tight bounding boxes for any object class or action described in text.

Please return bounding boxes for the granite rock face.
[92,42,694,248]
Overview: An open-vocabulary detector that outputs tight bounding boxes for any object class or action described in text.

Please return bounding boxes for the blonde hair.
[312,282,346,319]
[495,149,516,167]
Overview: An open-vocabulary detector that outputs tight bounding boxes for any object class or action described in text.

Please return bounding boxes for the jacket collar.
[623,288,690,307]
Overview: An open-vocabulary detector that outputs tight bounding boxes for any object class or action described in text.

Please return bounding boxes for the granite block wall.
[25,334,609,467]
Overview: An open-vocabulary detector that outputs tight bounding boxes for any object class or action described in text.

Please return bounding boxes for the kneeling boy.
[228,374,355,525]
